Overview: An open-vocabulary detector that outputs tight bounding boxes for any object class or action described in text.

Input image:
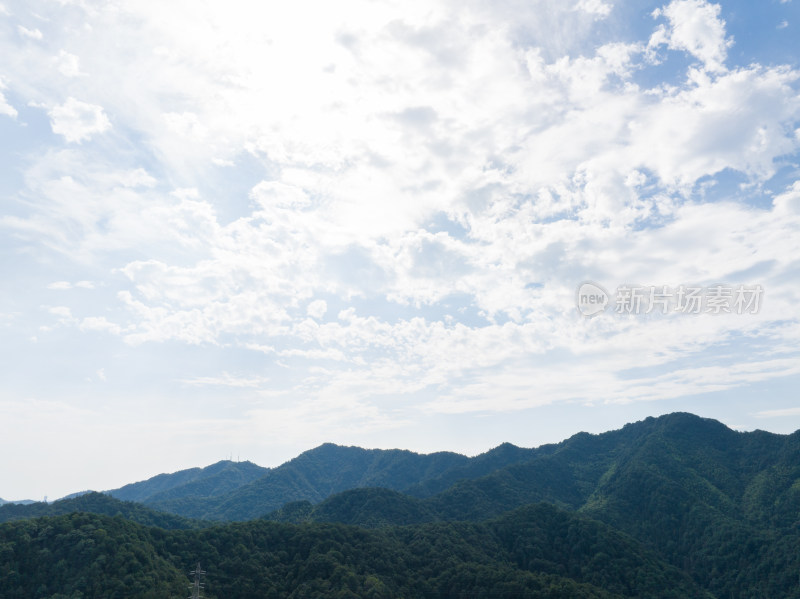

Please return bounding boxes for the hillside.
[0,498,36,506]
[0,505,710,598]
[147,444,470,520]
[108,459,268,504]
[97,432,631,523]
[5,413,800,598]
[0,492,200,530]
[265,413,800,598]
[403,441,549,498]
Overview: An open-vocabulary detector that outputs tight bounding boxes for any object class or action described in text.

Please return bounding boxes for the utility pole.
[188,563,205,599]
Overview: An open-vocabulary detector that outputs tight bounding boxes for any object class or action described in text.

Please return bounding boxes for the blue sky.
[1,0,799,501]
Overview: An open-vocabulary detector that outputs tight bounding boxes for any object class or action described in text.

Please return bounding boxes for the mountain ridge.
[107,459,268,504]
[3,412,800,598]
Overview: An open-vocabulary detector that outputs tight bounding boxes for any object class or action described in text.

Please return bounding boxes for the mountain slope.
[0,498,35,506]
[108,459,268,504]
[0,492,200,529]
[5,412,800,598]
[114,413,800,534]
[150,444,469,520]
[402,441,548,498]
[262,413,800,599]
[0,504,711,598]
[578,413,800,598]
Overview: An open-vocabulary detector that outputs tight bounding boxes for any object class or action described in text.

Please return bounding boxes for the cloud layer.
[0,0,799,498]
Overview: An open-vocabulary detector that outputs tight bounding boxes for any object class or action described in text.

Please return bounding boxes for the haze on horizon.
[1,0,799,501]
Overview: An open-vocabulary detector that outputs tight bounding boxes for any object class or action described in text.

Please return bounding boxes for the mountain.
[289,487,438,527]
[265,413,800,598]
[90,414,800,535]
[107,459,268,504]
[267,420,655,526]
[58,490,94,501]
[0,492,200,529]
[0,498,36,506]
[99,435,617,523]
[577,413,800,597]
[135,424,647,522]
[0,504,711,598]
[147,444,469,520]
[403,441,548,498]
[6,412,800,598]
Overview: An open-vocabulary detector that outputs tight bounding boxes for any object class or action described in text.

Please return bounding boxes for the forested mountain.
[265,413,800,598]
[147,444,470,520]
[403,441,547,498]
[0,498,35,506]
[5,413,800,597]
[108,459,268,504]
[0,492,200,530]
[0,505,711,598]
[99,432,621,522]
[58,491,93,501]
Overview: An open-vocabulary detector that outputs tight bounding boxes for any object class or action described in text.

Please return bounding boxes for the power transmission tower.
[188,563,206,599]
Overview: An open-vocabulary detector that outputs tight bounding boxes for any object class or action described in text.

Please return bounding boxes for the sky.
[0,0,799,501]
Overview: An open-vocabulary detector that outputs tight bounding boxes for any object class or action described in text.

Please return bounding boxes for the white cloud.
[1,0,800,498]
[17,25,42,40]
[54,50,83,77]
[164,111,207,141]
[12,15,795,413]
[250,181,311,211]
[650,0,731,72]
[0,78,16,118]
[575,0,612,18]
[47,278,95,291]
[307,299,328,320]
[0,92,16,118]
[80,316,121,335]
[178,373,270,388]
[48,97,111,143]
[170,187,200,200]
[626,66,800,188]
[47,306,72,318]
[754,407,800,418]
[773,181,800,215]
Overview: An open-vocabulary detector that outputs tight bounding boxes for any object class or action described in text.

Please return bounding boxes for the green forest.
[2,413,800,598]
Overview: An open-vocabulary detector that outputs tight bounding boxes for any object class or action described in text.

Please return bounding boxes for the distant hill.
[95,438,607,523]
[58,490,94,501]
[6,412,800,598]
[0,498,36,506]
[147,444,470,520]
[267,413,800,598]
[403,441,549,498]
[0,491,200,529]
[107,459,268,504]
[99,414,800,536]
